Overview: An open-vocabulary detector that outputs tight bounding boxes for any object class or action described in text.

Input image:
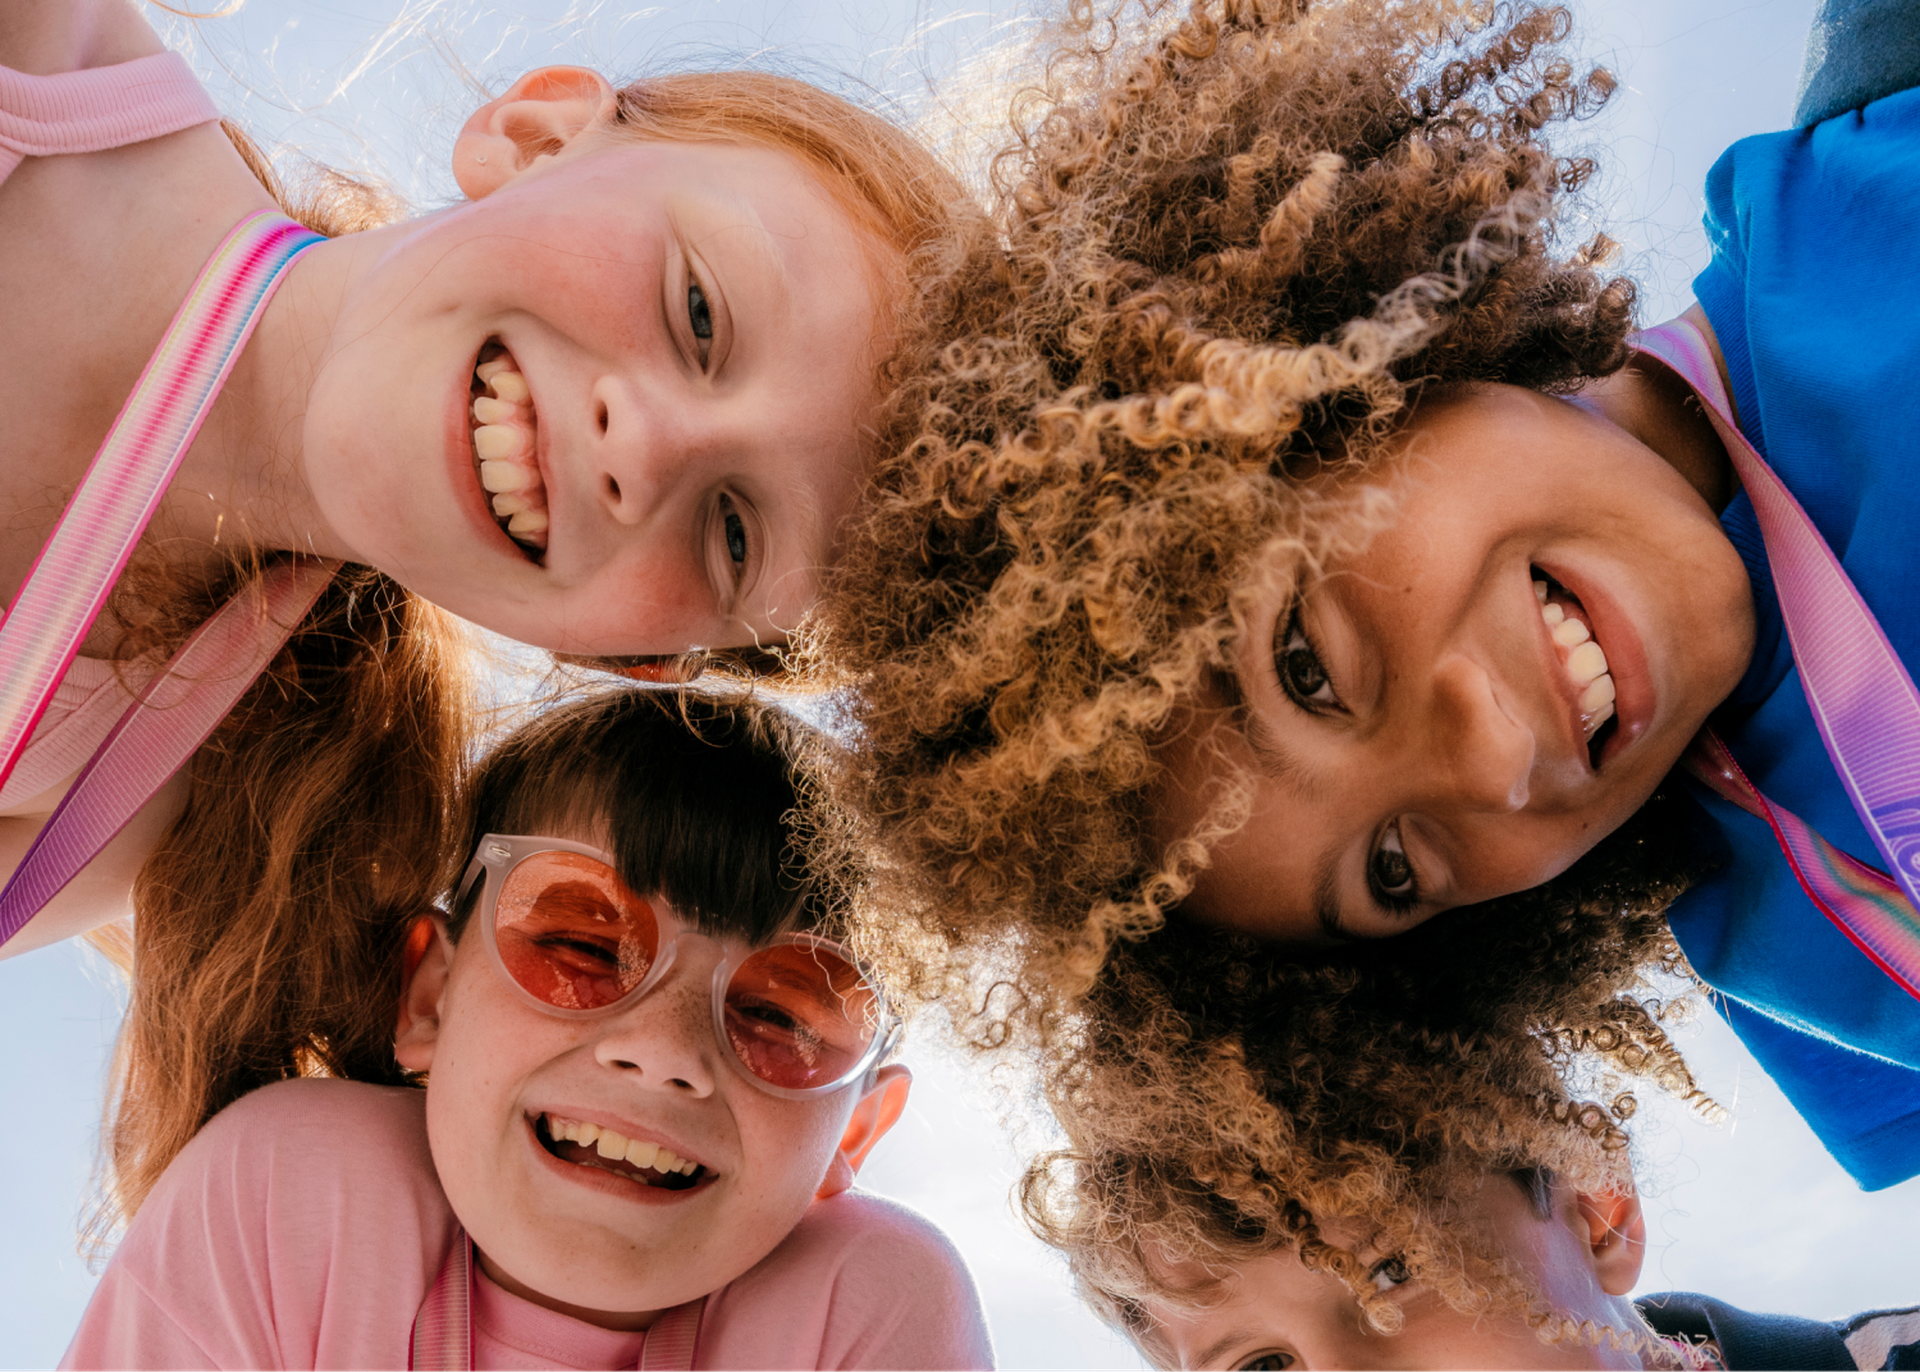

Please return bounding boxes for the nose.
[1423,651,1535,813]
[588,373,714,527]
[592,945,719,1097]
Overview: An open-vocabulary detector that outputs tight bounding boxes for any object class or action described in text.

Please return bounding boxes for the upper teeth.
[1534,579,1615,739]
[472,350,547,550]
[544,1114,701,1176]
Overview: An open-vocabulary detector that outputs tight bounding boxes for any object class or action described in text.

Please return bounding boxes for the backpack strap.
[1636,318,1920,1000]
[408,1226,707,1372]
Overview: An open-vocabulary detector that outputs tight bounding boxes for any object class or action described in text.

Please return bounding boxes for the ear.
[1573,1186,1647,1296]
[815,1064,911,1201]
[452,66,616,200]
[394,917,455,1072]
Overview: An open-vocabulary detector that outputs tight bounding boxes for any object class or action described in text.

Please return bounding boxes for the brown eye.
[1278,611,1338,709]
[1369,1255,1412,1292]
[1369,823,1416,904]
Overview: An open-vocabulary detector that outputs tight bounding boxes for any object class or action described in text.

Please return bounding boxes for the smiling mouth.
[471,341,549,561]
[1532,570,1618,768]
[534,1112,709,1191]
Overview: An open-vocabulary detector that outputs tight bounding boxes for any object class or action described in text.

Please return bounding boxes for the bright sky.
[5,0,1920,1367]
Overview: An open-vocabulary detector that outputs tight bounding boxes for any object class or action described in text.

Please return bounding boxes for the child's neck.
[474,1245,672,1333]
[162,209,456,575]
[1577,305,1740,514]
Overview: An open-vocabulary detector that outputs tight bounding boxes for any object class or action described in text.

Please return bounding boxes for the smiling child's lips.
[1542,562,1654,769]
[522,1109,717,1204]
[446,344,530,561]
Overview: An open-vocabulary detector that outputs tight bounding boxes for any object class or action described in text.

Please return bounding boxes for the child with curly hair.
[1021,918,1920,1371]
[65,688,994,1369]
[806,0,1920,1191]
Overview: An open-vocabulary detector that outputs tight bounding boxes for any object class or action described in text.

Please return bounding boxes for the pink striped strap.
[0,210,320,799]
[0,52,220,183]
[409,1230,705,1371]
[1635,318,1920,999]
[0,559,335,948]
[0,210,326,951]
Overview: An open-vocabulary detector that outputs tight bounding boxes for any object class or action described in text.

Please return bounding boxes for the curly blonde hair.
[804,0,1640,1024]
[1019,791,1715,1348]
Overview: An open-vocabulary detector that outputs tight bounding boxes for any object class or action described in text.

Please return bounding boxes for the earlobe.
[452,66,617,200]
[815,1064,912,1201]
[394,917,454,1072]
[1575,1187,1647,1297]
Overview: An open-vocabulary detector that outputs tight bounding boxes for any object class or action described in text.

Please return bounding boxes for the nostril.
[596,401,609,435]
[604,476,621,502]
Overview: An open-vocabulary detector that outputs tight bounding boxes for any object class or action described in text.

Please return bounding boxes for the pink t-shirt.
[62,1079,994,1370]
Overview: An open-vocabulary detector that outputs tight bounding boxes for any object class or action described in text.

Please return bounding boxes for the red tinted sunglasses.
[455,835,898,1099]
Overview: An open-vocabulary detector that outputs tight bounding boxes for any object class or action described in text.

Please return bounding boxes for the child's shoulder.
[782,1188,973,1273]
[162,1078,441,1223]
[702,1190,993,1370]
[204,1075,427,1137]
[71,1081,455,1370]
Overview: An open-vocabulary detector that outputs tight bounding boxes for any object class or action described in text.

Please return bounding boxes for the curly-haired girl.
[1019,905,1920,1370]
[1,0,973,1226]
[807,0,1920,1191]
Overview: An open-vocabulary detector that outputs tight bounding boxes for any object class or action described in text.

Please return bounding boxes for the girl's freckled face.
[417,867,859,1320]
[302,137,884,657]
[1156,384,1755,942]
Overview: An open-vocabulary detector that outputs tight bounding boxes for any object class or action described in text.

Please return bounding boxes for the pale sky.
[6,0,1919,1367]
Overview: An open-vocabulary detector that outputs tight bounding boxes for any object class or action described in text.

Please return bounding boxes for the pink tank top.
[0,50,218,813]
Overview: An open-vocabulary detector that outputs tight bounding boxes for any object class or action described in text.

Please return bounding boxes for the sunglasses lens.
[495,852,660,1012]
[723,942,880,1092]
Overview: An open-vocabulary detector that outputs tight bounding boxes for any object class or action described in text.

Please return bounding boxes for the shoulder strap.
[640,1295,706,1371]
[410,1229,473,1372]
[0,51,220,183]
[1634,318,1920,1000]
[0,210,327,952]
[408,1227,707,1372]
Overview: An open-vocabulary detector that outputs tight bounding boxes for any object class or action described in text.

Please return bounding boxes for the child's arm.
[0,0,165,77]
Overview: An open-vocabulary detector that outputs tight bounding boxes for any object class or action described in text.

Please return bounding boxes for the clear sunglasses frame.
[455,833,900,1100]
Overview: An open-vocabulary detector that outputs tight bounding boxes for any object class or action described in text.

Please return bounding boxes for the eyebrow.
[1193,1328,1259,1370]
[1231,692,1362,940]
[1312,844,1356,943]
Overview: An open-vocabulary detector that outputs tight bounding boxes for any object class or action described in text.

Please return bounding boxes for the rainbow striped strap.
[1635,319,1920,1000]
[408,1228,705,1371]
[0,210,322,800]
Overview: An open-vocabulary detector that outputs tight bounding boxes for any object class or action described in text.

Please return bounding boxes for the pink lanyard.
[0,210,333,950]
[1634,319,1920,1000]
[409,1230,706,1372]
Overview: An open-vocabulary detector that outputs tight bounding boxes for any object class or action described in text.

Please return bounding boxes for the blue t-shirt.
[1676,85,1920,1190]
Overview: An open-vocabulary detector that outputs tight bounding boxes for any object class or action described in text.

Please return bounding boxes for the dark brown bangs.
[452,688,822,945]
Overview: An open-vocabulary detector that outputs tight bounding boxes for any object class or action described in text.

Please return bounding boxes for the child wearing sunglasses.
[63,689,993,1370]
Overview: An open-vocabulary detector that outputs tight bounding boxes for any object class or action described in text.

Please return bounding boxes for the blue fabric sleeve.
[1678,86,1920,1189]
